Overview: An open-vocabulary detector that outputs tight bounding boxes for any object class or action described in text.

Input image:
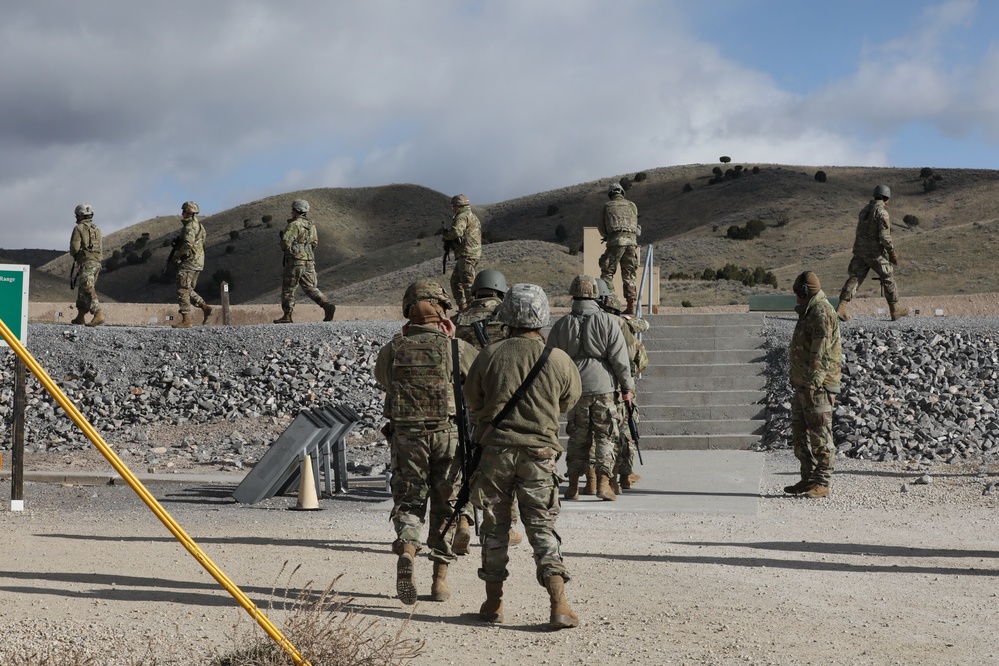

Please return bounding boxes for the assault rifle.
[69,262,79,290]
[439,339,479,542]
[625,399,643,465]
[442,239,452,275]
[162,236,181,277]
[470,319,489,347]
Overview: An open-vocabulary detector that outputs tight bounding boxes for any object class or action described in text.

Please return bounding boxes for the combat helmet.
[595,277,611,301]
[402,278,453,319]
[471,269,508,298]
[603,293,626,314]
[74,204,94,220]
[873,184,891,201]
[451,194,470,207]
[569,274,600,299]
[292,199,310,214]
[608,183,624,196]
[495,283,550,329]
[182,201,200,216]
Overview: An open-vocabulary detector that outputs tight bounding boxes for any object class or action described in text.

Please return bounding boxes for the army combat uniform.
[597,184,641,314]
[453,295,505,348]
[172,202,211,327]
[276,201,335,323]
[69,208,104,326]
[610,311,649,489]
[443,195,482,310]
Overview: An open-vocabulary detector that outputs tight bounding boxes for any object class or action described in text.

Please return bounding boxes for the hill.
[25,164,999,307]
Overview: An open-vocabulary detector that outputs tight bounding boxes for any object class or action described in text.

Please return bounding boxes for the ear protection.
[794,272,812,299]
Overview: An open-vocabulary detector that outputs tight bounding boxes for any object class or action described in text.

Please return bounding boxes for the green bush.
[547,204,560,216]
[720,156,731,164]
[681,300,693,308]
[776,214,789,227]
[752,166,761,174]
[668,271,694,280]
[126,252,141,265]
[619,176,632,191]
[634,172,648,182]
[229,230,240,241]
[704,263,777,287]
[919,167,934,178]
[554,223,568,242]
[814,170,827,183]
[923,178,937,193]
[682,183,693,193]
[140,249,153,262]
[243,218,252,228]
[712,166,723,176]
[262,214,273,225]
[903,214,920,227]
[568,244,580,256]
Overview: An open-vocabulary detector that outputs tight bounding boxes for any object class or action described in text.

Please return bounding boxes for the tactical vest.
[852,201,888,257]
[454,298,505,349]
[603,198,639,235]
[286,218,317,263]
[388,331,453,425]
[72,221,103,262]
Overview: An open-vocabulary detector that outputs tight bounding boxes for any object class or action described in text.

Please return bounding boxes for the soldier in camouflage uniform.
[598,182,641,315]
[548,275,634,502]
[374,279,478,605]
[170,201,213,329]
[69,204,105,327]
[274,199,336,324]
[786,271,842,499]
[464,283,582,629]
[443,194,482,311]
[836,184,909,322]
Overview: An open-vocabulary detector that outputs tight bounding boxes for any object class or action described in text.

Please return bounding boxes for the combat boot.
[610,475,622,495]
[624,298,636,316]
[801,482,829,498]
[596,473,617,501]
[430,562,450,602]
[273,310,293,324]
[452,515,473,555]
[783,479,810,495]
[86,311,105,327]
[581,467,597,495]
[396,542,418,605]
[836,299,851,322]
[71,310,87,325]
[619,473,632,490]
[544,575,579,629]
[479,581,504,623]
[199,303,213,324]
[889,302,910,321]
[321,300,336,322]
[563,475,579,500]
[172,313,193,329]
[627,472,641,486]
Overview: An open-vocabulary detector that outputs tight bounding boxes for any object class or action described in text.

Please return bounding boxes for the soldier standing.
[69,204,105,327]
[785,271,842,498]
[598,182,641,315]
[548,275,634,502]
[274,199,336,324]
[443,194,482,311]
[836,184,909,321]
[170,201,212,329]
[374,279,477,605]
[464,283,582,629]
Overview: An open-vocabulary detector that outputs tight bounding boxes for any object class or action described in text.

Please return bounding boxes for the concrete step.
[638,434,761,451]
[639,375,766,391]
[647,349,766,365]
[642,324,765,340]
[643,313,766,327]
[636,390,763,407]
[640,362,765,379]
[642,336,763,352]
[639,404,765,421]
[641,419,764,437]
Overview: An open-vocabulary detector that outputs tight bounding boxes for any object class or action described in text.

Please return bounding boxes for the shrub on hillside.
[126,252,141,265]
[554,223,568,242]
[682,183,693,193]
[225,245,236,254]
[712,166,723,176]
[752,166,761,174]
[229,230,240,241]
[619,176,632,191]
[776,214,789,227]
[568,244,580,256]
[547,204,559,216]
[727,219,766,240]
[903,214,920,227]
[634,172,648,182]
[814,170,827,182]
[140,249,152,262]
[262,214,273,226]
[923,178,937,193]
[919,167,934,178]
[681,300,693,308]
[707,263,778,288]
[720,156,731,164]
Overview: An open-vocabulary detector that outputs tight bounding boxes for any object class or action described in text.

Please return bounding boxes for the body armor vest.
[388,331,453,425]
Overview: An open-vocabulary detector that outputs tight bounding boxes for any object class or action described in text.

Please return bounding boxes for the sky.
[3,0,998,250]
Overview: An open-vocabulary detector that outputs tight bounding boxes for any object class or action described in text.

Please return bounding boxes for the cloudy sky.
[4,0,998,250]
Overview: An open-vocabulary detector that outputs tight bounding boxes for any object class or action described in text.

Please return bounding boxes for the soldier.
[548,275,634,502]
[443,194,482,311]
[464,283,582,629]
[274,199,336,324]
[170,201,212,329]
[69,204,105,327]
[373,279,478,605]
[836,184,909,321]
[785,271,842,498]
[598,182,641,315]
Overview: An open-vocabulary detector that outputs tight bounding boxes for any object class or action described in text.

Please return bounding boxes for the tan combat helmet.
[182,201,200,217]
[292,199,310,214]
[451,194,470,207]
[569,275,600,300]
[402,278,453,319]
[495,283,550,329]
[74,204,94,220]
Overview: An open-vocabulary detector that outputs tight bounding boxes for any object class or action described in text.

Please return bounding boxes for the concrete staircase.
[637,312,766,450]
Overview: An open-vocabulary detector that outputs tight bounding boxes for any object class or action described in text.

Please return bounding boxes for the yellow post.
[0,317,310,666]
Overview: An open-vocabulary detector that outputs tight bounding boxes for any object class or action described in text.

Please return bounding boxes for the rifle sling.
[488,345,552,432]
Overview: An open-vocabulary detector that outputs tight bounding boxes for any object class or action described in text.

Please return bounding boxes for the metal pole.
[221,281,232,326]
[10,355,25,511]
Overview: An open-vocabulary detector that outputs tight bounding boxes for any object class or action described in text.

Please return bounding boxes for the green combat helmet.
[873,184,891,200]
[471,269,508,298]
[603,293,627,315]
[292,199,310,214]
[496,283,550,329]
[182,201,199,216]
[402,278,453,319]
[569,274,600,299]
[74,204,94,220]
[451,194,470,207]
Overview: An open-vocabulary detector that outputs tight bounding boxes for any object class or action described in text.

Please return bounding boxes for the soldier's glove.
[888,250,898,266]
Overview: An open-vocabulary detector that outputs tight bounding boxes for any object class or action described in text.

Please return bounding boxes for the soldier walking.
[785,271,842,498]
[170,201,212,328]
[464,283,582,629]
[69,204,105,327]
[374,279,477,605]
[443,194,482,311]
[274,199,336,324]
[598,183,641,315]
[836,184,909,321]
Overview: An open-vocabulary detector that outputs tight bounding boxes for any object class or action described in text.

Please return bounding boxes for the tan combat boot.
[396,542,418,605]
[624,298,636,316]
[801,482,829,498]
[479,581,504,623]
[581,467,597,495]
[889,302,910,321]
[619,473,631,490]
[627,473,641,486]
[199,303,213,324]
[86,311,105,327]
[544,575,579,629]
[71,310,87,325]
[452,515,473,555]
[836,299,851,322]
[610,475,622,495]
[508,517,523,546]
[563,475,579,500]
[430,561,450,602]
[321,300,336,322]
[172,313,193,329]
[596,473,617,501]
[273,310,293,324]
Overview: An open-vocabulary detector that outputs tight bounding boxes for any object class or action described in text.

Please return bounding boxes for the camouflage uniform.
[70,216,103,317]
[548,298,634,480]
[173,214,208,316]
[597,189,640,305]
[374,323,477,564]
[279,211,332,318]
[453,295,505,349]
[611,314,649,482]
[838,199,902,311]
[443,196,482,310]
[789,288,842,488]
[465,333,581,585]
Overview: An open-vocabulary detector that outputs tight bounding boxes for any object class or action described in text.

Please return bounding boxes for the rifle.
[625,399,643,465]
[439,339,479,543]
[442,239,452,275]
[470,319,489,347]
[162,236,181,277]
[69,262,79,290]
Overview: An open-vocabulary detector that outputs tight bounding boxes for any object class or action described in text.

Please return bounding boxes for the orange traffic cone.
[289,454,321,511]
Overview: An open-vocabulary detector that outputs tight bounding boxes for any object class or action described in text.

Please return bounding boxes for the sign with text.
[0,264,29,346]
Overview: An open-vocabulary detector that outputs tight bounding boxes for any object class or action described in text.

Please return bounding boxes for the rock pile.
[759,315,999,463]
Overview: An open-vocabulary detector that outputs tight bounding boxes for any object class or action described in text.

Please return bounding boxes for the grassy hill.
[24,164,999,307]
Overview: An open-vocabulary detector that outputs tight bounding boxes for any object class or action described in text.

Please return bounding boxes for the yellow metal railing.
[0,317,310,666]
